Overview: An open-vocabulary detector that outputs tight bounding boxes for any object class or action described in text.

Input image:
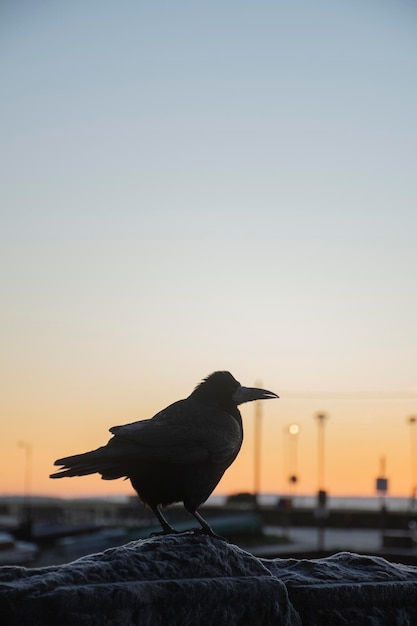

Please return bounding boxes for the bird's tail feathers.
[50,446,125,480]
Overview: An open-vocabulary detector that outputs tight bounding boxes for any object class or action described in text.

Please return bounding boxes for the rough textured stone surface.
[266,552,417,624]
[0,535,298,625]
[2,536,417,625]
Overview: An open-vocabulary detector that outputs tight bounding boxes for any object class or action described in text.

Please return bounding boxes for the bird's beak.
[233,385,279,405]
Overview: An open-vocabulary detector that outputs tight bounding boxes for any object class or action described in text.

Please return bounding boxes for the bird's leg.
[186,507,228,541]
[150,505,180,536]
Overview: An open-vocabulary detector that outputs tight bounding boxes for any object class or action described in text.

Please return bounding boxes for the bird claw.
[150,528,181,537]
[192,527,228,542]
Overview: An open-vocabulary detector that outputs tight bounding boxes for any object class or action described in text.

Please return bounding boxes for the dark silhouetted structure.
[51,371,278,536]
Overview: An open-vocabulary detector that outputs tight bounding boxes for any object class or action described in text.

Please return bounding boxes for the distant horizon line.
[0,492,414,502]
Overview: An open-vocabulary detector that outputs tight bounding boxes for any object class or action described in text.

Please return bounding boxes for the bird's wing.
[109,399,241,465]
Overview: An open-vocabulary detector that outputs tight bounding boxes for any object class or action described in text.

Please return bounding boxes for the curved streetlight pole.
[18,441,32,523]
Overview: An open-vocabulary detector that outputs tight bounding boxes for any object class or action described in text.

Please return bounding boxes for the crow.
[50,371,278,537]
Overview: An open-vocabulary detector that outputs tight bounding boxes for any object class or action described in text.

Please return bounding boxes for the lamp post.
[18,441,32,524]
[288,424,300,493]
[253,393,262,509]
[282,424,300,536]
[316,413,327,491]
[376,456,388,545]
[315,412,328,551]
[407,416,417,509]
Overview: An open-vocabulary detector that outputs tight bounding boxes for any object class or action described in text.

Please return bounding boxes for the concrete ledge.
[2,536,417,624]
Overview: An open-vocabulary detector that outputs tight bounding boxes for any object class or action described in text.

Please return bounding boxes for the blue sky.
[1,0,417,496]
[2,1,416,241]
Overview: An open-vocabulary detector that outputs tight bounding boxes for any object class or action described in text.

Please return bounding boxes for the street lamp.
[253,391,263,508]
[315,413,327,492]
[18,441,32,523]
[288,424,300,490]
[314,412,328,551]
[407,416,417,509]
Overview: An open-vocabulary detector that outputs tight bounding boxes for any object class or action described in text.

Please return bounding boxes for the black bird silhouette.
[50,371,278,537]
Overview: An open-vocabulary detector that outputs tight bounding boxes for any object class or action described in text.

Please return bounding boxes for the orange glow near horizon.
[2,391,416,501]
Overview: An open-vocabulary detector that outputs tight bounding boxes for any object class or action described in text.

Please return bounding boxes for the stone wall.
[1,535,417,624]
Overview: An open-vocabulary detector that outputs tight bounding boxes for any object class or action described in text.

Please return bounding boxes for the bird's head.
[190,371,278,411]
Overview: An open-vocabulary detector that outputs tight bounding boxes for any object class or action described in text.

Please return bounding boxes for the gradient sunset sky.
[1,0,416,500]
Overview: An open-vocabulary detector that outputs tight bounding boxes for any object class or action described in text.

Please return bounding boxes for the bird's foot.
[150,528,181,537]
[192,527,229,542]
